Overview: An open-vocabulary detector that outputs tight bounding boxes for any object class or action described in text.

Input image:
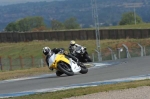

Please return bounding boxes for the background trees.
[51,17,81,30]
[64,17,81,29]
[1,0,150,31]
[5,16,46,32]
[51,20,65,30]
[119,12,143,25]
[5,16,81,32]
[5,22,18,31]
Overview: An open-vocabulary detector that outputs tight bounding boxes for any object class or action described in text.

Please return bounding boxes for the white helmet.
[43,47,51,55]
[70,40,75,46]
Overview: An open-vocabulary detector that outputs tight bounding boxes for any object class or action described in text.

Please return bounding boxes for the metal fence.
[0,45,150,71]
[0,57,46,71]
[92,44,150,62]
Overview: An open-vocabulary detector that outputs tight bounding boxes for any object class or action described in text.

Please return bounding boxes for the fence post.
[143,46,146,56]
[117,48,123,59]
[94,49,102,62]
[108,47,114,60]
[8,56,12,70]
[19,56,23,69]
[137,43,144,57]
[31,55,34,67]
[0,56,2,71]
[122,44,131,58]
[92,53,95,62]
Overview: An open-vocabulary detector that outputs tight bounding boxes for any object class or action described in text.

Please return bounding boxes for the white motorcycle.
[72,46,92,63]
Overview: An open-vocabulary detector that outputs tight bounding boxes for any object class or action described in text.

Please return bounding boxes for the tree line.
[0,0,150,31]
[5,12,143,32]
[5,17,81,32]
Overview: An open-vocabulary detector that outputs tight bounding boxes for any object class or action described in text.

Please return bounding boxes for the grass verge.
[101,23,150,29]
[0,67,53,80]
[7,79,150,99]
[0,39,150,59]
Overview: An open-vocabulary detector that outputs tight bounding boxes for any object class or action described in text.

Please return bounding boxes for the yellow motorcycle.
[48,52,88,76]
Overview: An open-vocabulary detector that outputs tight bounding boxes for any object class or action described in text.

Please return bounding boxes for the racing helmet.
[43,47,51,55]
[70,40,75,46]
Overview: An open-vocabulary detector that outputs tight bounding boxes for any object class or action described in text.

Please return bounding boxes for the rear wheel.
[57,62,74,76]
[79,62,88,74]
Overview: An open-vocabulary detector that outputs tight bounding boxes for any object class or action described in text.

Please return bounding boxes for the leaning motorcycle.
[72,46,92,63]
[48,52,88,76]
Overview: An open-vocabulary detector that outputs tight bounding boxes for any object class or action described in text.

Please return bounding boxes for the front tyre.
[79,62,88,74]
[57,63,74,76]
[85,55,92,62]
[56,71,63,76]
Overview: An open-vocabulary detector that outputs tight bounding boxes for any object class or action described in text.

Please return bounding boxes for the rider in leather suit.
[69,40,81,55]
[42,47,79,76]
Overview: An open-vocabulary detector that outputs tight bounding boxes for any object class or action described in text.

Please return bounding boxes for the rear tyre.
[57,63,74,76]
[79,62,88,74]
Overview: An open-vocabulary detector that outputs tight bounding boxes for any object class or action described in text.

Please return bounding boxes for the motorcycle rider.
[42,46,79,76]
[69,40,83,55]
[68,40,92,62]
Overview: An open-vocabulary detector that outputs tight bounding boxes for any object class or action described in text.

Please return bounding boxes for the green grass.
[101,23,150,29]
[7,79,150,99]
[0,67,52,80]
[1,39,150,59]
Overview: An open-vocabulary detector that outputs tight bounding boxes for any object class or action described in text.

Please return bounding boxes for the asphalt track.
[0,56,150,97]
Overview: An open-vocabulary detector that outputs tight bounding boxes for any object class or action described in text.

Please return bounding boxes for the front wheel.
[85,55,92,62]
[56,71,63,76]
[57,62,74,76]
[79,62,88,74]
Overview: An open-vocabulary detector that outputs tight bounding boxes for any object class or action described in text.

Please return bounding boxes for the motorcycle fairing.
[75,46,85,54]
[69,58,81,73]
[49,53,81,73]
[49,54,70,69]
[48,53,55,68]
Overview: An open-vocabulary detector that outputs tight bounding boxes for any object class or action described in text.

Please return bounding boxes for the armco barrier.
[0,29,150,42]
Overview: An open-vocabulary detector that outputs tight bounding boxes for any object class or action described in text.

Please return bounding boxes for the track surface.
[0,56,150,94]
